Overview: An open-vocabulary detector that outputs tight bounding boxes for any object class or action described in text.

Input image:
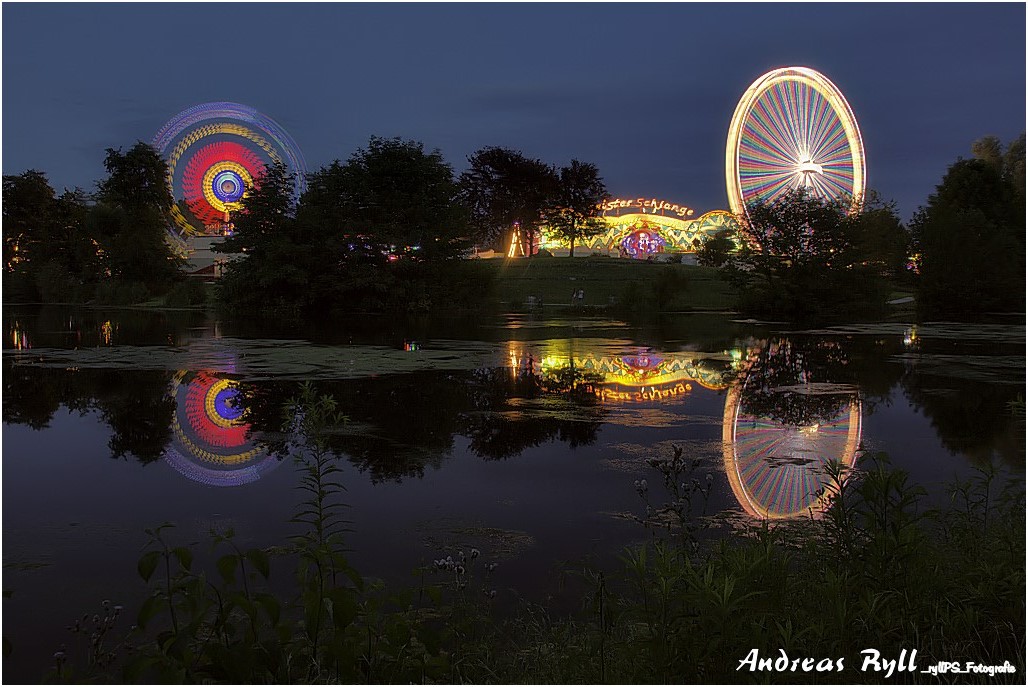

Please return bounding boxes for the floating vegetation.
[603,408,684,429]
[602,440,721,473]
[2,559,53,571]
[768,382,861,395]
[2,338,507,380]
[793,321,1025,344]
[419,520,536,561]
[891,353,1026,384]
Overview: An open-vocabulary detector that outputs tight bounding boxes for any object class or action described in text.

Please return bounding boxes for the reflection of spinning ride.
[153,102,307,243]
[726,67,865,219]
[164,370,280,487]
[722,352,862,520]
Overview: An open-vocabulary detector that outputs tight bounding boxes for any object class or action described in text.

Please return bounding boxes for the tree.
[542,160,607,257]
[93,142,182,292]
[695,229,738,268]
[96,143,173,212]
[216,162,314,313]
[847,191,910,281]
[3,171,96,301]
[304,137,469,263]
[459,147,557,254]
[306,137,479,311]
[3,170,57,275]
[911,134,1025,317]
[217,138,482,314]
[718,188,905,320]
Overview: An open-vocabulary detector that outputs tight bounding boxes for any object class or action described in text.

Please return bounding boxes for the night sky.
[3,2,1025,222]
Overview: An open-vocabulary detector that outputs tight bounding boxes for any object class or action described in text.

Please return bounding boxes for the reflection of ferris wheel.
[726,67,865,219]
[164,370,280,487]
[721,359,862,520]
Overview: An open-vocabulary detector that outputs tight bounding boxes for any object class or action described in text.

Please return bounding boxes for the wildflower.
[470,548,480,560]
[640,479,648,492]
[456,565,466,576]
[92,615,100,624]
[486,563,498,572]
[113,605,123,613]
[485,589,497,599]
[53,651,66,660]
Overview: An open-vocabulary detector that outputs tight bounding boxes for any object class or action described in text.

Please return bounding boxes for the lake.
[2,305,1024,682]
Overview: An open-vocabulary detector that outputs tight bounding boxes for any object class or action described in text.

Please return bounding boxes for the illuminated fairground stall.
[525,198,740,259]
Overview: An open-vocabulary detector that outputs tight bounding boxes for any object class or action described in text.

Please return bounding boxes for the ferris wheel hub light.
[796,161,825,175]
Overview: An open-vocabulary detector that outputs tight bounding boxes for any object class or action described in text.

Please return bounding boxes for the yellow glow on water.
[903,325,919,347]
[101,320,114,346]
[11,325,29,350]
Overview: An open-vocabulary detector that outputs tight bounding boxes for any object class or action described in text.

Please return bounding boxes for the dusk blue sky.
[3,2,1025,221]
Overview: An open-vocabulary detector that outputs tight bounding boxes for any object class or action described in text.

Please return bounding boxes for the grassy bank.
[477,255,738,312]
[38,388,1024,684]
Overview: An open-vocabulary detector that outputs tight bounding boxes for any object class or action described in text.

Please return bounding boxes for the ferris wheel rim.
[725,66,866,219]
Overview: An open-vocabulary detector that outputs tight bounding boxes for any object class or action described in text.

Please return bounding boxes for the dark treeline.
[2,137,608,315]
[214,138,608,314]
[3,145,205,306]
[699,134,1025,321]
[4,134,1023,321]
[911,135,1026,318]
[698,189,911,321]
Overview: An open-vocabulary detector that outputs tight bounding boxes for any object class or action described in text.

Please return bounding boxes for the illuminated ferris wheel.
[725,67,866,219]
[153,102,307,242]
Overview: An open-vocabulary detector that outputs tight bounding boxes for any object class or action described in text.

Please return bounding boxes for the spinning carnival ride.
[153,102,307,244]
[726,67,865,219]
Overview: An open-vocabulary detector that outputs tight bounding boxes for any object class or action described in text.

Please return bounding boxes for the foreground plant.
[44,439,1024,684]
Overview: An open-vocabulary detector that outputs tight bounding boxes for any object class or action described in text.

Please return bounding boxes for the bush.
[34,261,79,303]
[93,280,150,305]
[162,278,209,307]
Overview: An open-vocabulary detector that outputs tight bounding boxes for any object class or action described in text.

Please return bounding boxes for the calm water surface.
[3,306,1024,681]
